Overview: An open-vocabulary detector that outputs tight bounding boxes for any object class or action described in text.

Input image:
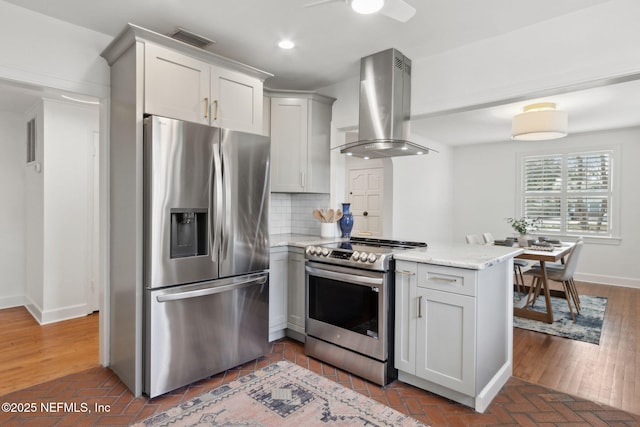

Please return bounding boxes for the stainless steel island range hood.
[340,48,434,159]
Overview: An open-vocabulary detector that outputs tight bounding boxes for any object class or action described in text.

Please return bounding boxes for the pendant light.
[511,102,568,141]
[351,0,385,14]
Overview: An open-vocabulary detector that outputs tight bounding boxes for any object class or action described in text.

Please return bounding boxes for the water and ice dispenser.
[170,209,208,258]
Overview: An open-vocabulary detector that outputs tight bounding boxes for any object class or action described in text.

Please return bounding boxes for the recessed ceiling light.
[278,39,295,49]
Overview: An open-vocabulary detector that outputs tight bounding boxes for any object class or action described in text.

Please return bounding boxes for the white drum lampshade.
[511,102,568,141]
[351,0,385,14]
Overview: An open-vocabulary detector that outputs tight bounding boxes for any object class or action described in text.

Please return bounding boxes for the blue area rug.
[514,294,607,345]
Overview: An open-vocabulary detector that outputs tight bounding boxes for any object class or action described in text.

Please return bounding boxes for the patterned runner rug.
[514,294,607,344]
[135,361,427,426]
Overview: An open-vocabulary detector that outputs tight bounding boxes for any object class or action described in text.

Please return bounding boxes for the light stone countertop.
[394,243,524,270]
[270,233,347,248]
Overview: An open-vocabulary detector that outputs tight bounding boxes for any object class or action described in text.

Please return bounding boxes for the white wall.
[410,0,640,117]
[0,111,27,308]
[23,98,100,323]
[0,1,111,97]
[43,99,99,319]
[453,127,640,288]
[391,136,454,244]
[24,103,45,312]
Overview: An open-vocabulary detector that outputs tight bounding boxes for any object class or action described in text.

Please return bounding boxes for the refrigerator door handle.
[210,138,223,262]
[221,140,229,260]
[156,275,267,302]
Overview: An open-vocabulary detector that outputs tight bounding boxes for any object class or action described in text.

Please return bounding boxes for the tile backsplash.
[270,193,331,235]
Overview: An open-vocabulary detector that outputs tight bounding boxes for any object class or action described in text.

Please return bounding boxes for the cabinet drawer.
[417,264,476,296]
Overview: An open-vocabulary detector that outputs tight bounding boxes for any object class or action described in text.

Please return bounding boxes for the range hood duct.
[340,48,433,159]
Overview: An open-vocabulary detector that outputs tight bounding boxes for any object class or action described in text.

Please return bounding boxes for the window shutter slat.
[521,150,612,236]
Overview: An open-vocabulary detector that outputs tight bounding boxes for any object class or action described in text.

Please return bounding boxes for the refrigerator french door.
[143,115,270,398]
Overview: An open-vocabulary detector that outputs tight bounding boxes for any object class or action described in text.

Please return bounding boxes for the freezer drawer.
[144,272,269,398]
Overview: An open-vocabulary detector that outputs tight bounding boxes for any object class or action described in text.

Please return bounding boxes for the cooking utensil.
[334,209,343,222]
[313,209,325,223]
[327,208,335,223]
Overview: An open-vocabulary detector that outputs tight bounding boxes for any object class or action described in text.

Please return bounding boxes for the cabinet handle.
[204,97,209,118]
[418,296,423,318]
[213,100,219,120]
[300,172,305,188]
[397,270,415,276]
[428,277,458,283]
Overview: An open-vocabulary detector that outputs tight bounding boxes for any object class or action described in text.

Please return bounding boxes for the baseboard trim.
[0,295,27,310]
[40,303,90,325]
[575,273,640,289]
[22,298,89,325]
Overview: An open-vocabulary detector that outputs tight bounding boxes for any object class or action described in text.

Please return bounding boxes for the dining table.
[513,242,575,324]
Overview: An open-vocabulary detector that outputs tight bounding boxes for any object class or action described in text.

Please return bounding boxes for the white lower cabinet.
[286,248,306,339]
[269,246,307,343]
[395,259,511,413]
[415,286,475,395]
[269,248,288,341]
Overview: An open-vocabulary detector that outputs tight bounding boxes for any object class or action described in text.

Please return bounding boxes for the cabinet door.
[211,67,263,134]
[416,287,476,395]
[270,98,308,192]
[269,250,288,339]
[144,43,209,124]
[395,261,418,374]
[287,250,306,333]
[305,99,331,193]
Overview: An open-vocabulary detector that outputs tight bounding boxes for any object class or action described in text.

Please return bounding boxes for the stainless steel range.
[304,237,427,386]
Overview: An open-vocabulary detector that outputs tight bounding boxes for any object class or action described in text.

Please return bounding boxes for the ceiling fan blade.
[380,0,416,22]
[304,0,343,8]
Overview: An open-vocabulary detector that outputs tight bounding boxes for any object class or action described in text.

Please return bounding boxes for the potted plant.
[506,216,541,247]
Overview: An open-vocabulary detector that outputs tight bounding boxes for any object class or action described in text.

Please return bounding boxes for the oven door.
[305,261,389,361]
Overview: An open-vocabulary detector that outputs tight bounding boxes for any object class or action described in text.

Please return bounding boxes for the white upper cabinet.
[270,97,308,192]
[144,43,210,125]
[268,92,336,193]
[144,42,264,133]
[211,67,263,134]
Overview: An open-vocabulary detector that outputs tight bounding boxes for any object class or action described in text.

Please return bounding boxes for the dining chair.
[482,232,528,298]
[466,234,484,244]
[537,237,583,311]
[524,240,584,321]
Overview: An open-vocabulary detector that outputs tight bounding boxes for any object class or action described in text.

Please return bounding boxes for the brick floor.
[1,338,638,426]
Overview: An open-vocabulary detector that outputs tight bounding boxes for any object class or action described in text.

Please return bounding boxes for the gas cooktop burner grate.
[348,237,428,249]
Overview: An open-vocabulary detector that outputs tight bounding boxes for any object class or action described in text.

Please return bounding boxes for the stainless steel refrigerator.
[143,115,270,398]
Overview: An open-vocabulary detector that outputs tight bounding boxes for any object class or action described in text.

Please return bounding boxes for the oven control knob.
[358,252,369,262]
[352,251,360,261]
[321,248,330,256]
[367,253,378,263]
[306,246,315,256]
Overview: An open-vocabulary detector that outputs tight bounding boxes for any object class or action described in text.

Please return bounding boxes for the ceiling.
[2,0,639,144]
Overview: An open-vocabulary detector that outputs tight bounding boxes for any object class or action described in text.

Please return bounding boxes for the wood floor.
[0,280,638,418]
[513,280,640,415]
[0,307,99,396]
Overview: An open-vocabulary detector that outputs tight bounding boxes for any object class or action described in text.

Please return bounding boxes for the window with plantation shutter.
[520,150,613,237]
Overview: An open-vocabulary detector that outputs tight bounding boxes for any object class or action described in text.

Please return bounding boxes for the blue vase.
[339,203,354,238]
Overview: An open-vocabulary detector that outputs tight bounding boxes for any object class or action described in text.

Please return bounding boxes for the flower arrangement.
[506,216,541,235]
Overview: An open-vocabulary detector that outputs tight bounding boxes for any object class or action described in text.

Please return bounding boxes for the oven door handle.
[306,265,383,287]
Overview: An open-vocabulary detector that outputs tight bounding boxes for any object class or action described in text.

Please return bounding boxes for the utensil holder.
[321,222,336,238]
